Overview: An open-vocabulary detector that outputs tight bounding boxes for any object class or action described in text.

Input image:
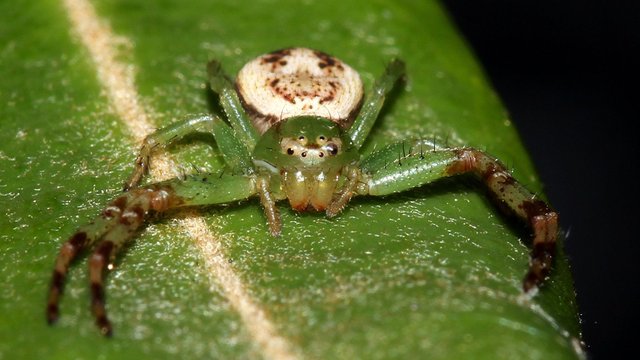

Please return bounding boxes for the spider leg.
[207,59,259,149]
[256,176,282,236]
[359,140,558,292]
[326,166,361,217]
[47,173,256,335]
[46,208,121,325]
[347,58,405,149]
[124,114,253,191]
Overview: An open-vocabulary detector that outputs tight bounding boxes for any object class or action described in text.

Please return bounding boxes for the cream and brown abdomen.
[236,48,364,133]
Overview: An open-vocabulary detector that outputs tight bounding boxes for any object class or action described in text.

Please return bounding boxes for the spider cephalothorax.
[47,48,558,336]
[252,116,359,214]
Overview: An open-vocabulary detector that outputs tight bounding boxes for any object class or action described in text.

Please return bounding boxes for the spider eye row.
[280,135,341,159]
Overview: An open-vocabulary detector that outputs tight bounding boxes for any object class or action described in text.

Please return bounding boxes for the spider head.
[252,116,358,211]
[253,116,356,167]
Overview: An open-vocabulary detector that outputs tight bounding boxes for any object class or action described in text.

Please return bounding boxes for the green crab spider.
[46,48,558,336]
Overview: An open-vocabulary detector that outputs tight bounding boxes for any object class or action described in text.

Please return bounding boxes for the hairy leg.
[360,140,558,292]
[47,173,255,335]
[46,208,122,325]
[46,184,180,330]
[124,114,253,190]
[446,148,558,292]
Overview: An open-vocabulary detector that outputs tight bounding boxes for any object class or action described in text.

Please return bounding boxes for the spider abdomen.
[236,48,364,133]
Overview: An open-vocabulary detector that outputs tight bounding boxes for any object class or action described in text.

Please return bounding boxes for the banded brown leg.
[363,142,558,291]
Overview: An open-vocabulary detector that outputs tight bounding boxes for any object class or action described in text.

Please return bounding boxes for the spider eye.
[287,148,294,155]
[296,135,308,146]
[326,143,339,156]
[316,135,330,146]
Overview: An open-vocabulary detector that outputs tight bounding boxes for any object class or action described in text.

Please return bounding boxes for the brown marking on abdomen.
[260,49,292,64]
[235,81,281,133]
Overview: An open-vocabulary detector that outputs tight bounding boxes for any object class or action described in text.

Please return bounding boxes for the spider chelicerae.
[46,47,557,336]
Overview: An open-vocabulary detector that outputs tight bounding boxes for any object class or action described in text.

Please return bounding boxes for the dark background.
[441,1,638,358]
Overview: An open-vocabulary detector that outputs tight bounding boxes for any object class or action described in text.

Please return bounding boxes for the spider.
[46,47,558,336]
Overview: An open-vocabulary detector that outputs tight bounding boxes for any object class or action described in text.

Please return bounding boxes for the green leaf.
[0,0,581,359]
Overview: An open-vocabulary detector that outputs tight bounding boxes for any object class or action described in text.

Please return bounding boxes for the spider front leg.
[359,140,558,292]
[347,58,406,149]
[124,114,253,191]
[207,59,259,149]
[47,174,256,336]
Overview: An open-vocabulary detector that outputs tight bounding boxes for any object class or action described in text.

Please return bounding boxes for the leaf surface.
[0,0,581,359]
